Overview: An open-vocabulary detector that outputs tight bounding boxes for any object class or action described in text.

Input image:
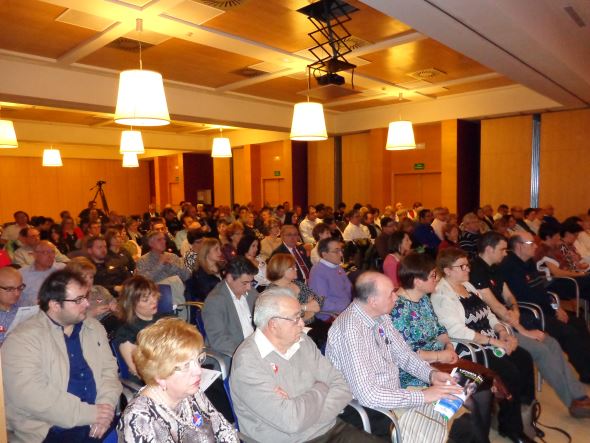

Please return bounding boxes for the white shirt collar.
[254,328,303,360]
[226,281,247,300]
[319,258,339,269]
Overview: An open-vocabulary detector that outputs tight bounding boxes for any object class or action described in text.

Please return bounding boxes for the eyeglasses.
[174,353,207,372]
[62,294,90,305]
[451,264,470,271]
[0,284,26,293]
[272,310,305,323]
[518,240,535,245]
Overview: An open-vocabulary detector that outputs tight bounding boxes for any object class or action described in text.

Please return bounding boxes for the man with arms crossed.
[230,288,381,442]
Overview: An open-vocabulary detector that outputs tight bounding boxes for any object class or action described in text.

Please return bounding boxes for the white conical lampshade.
[0,120,18,148]
[114,70,170,127]
[385,120,416,150]
[119,130,145,154]
[122,152,139,167]
[42,148,63,167]
[211,137,232,158]
[290,102,328,141]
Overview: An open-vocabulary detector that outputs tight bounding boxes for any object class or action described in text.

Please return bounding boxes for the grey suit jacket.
[202,280,258,359]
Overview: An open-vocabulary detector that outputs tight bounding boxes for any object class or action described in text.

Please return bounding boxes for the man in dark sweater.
[500,231,590,383]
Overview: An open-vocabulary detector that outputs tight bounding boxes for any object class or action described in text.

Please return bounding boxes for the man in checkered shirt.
[326,272,471,439]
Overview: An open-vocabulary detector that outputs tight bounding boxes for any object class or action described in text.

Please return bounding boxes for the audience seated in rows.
[231,289,380,442]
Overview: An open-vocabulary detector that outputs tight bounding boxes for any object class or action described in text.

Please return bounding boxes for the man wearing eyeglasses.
[0,266,26,345]
[19,241,65,307]
[202,256,259,367]
[501,231,590,384]
[309,238,353,321]
[231,288,381,442]
[1,269,121,443]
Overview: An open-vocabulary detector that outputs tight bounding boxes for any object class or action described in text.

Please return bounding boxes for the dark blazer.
[202,280,258,365]
[270,242,312,282]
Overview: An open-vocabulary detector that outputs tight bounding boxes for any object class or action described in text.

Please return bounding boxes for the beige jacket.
[1,312,121,443]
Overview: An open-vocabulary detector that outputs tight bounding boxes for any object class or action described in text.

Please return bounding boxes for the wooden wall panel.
[259,140,292,207]
[539,109,590,218]
[232,146,252,205]
[480,116,532,210]
[308,138,335,206]
[0,157,150,222]
[213,157,231,207]
[342,132,372,206]
[388,122,442,210]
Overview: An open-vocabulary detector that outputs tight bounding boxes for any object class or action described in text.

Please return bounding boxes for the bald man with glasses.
[0,266,26,344]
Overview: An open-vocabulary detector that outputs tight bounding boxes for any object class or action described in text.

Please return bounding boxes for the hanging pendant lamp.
[119,129,145,154]
[211,128,232,158]
[114,19,170,127]
[42,148,63,167]
[290,68,327,141]
[385,93,416,151]
[0,106,18,148]
[122,152,139,168]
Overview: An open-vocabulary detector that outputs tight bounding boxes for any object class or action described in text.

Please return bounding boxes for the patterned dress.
[118,389,239,443]
[391,295,447,388]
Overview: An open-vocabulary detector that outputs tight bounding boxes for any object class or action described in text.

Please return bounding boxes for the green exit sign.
[273,170,281,176]
[414,163,425,170]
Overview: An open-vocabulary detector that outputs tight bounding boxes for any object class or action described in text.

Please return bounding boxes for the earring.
[160,383,167,392]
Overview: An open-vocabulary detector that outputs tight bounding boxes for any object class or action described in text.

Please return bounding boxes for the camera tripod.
[89,180,110,214]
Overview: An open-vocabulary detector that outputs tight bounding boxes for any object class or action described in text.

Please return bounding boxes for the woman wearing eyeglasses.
[266,253,328,348]
[113,276,167,382]
[431,248,536,443]
[391,253,492,443]
[118,317,239,443]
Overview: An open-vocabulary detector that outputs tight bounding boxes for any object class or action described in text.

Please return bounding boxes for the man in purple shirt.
[309,238,352,320]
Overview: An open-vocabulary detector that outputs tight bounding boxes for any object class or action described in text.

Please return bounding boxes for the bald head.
[355,271,396,317]
[0,267,24,310]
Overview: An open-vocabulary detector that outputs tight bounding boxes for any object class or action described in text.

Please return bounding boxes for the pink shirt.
[383,254,401,290]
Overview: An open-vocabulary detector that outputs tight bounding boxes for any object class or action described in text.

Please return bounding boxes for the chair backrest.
[157,284,174,314]
[193,303,207,339]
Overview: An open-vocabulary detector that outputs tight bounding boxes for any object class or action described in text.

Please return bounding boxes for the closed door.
[262,178,283,206]
[392,172,441,209]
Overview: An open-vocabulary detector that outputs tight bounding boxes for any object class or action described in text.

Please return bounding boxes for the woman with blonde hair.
[188,238,225,301]
[117,317,238,442]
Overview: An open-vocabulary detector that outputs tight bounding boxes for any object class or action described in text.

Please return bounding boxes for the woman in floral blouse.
[118,317,238,443]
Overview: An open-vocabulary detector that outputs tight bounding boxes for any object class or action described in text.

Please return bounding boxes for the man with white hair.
[230,288,380,442]
[19,240,65,306]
